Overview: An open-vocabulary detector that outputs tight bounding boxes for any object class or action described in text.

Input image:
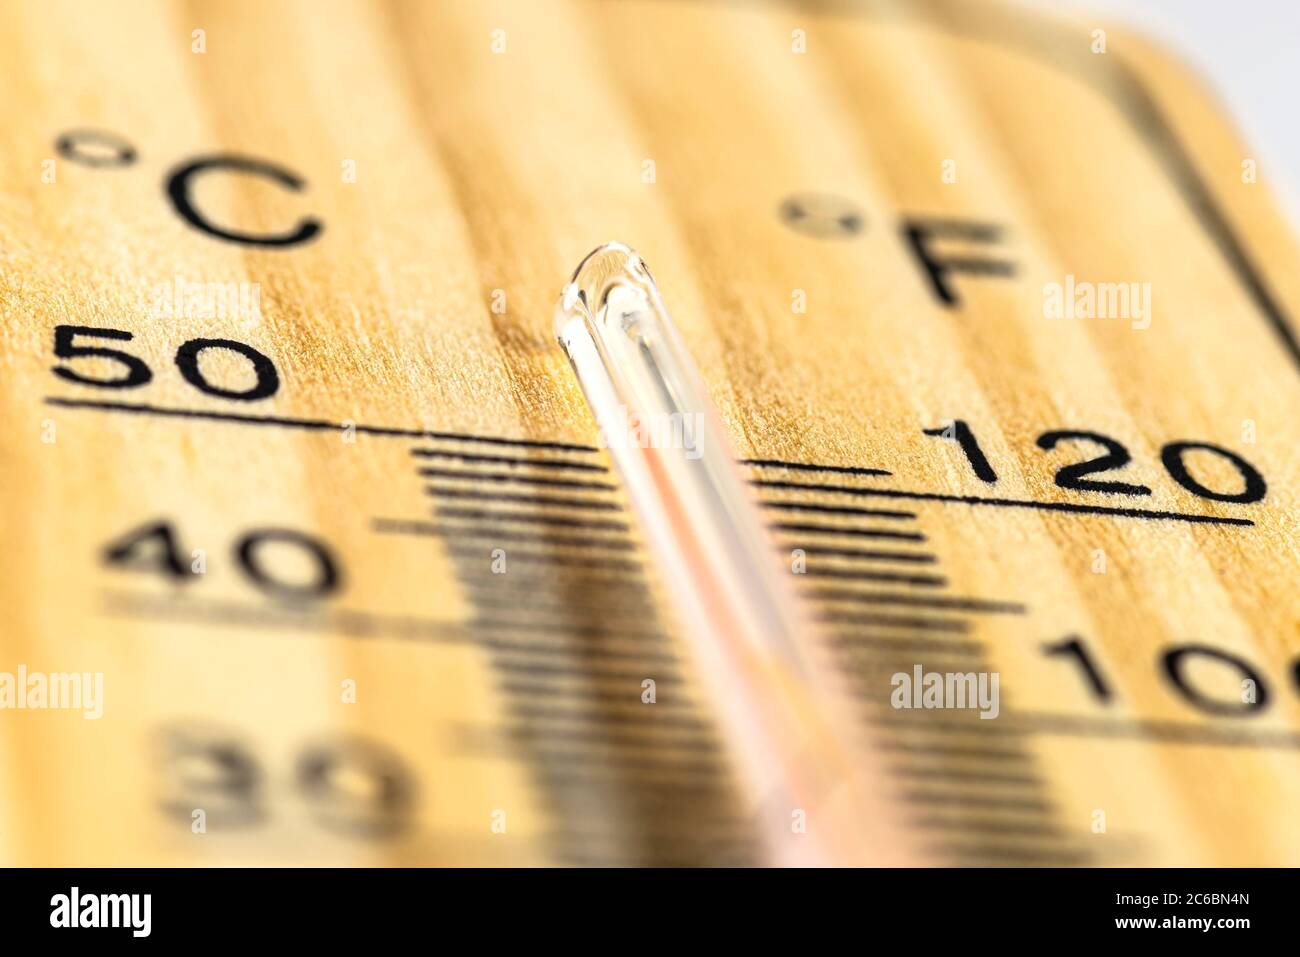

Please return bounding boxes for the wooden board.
[1,0,1297,865]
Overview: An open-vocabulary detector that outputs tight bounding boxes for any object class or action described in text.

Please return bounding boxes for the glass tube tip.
[554,241,657,344]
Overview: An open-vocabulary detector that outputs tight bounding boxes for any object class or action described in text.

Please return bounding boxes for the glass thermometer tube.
[555,243,917,866]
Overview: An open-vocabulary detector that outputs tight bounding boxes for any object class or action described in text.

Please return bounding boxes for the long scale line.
[754,479,1255,526]
[49,398,1257,527]
[110,584,1297,751]
[44,396,599,452]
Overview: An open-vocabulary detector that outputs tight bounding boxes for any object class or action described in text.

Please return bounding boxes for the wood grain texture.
[0,0,1297,864]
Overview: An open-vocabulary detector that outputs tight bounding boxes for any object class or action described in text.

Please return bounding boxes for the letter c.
[165,154,322,247]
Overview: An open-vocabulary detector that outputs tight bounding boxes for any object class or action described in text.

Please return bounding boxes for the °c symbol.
[165,154,323,248]
[778,192,865,239]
